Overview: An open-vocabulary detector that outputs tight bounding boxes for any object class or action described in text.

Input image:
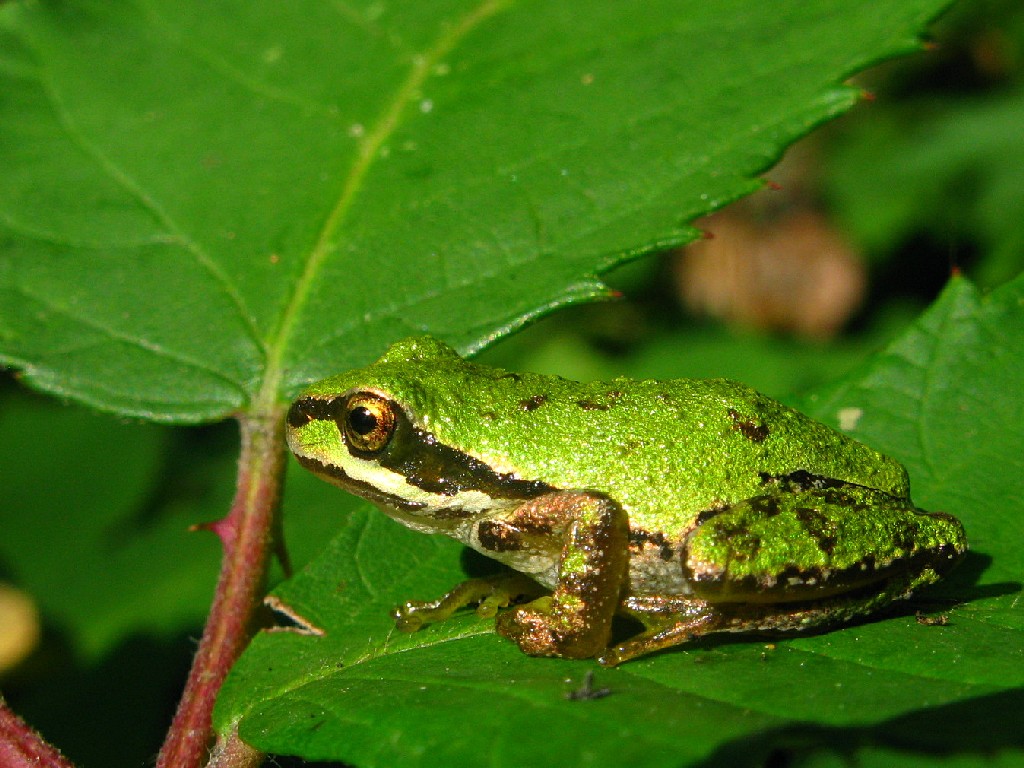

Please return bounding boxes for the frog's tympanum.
[286,337,966,665]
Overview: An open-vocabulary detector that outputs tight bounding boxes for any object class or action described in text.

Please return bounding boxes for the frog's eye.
[342,393,397,454]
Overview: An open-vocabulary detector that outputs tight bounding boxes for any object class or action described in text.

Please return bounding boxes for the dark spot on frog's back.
[759,470,849,492]
[728,408,769,443]
[694,504,729,526]
[749,495,782,517]
[794,506,839,556]
[629,529,676,562]
[576,391,623,412]
[519,394,547,412]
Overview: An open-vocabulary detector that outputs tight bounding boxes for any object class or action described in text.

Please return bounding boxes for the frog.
[286,336,967,665]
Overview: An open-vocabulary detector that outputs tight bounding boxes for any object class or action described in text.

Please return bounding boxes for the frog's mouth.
[293,454,429,513]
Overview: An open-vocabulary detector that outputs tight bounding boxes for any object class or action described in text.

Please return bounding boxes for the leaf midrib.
[255,0,513,412]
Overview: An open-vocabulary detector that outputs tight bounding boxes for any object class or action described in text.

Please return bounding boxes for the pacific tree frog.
[286,336,966,665]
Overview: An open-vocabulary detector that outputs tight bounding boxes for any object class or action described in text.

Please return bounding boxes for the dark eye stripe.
[377,422,554,500]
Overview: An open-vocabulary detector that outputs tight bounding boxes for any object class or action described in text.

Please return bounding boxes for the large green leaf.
[215,273,1024,767]
[0,0,943,421]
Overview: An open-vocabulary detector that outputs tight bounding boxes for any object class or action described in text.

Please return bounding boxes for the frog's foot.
[598,614,719,666]
[391,572,542,632]
[497,596,604,659]
[598,595,722,666]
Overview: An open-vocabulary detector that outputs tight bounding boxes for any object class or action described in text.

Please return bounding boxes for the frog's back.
[418,366,909,534]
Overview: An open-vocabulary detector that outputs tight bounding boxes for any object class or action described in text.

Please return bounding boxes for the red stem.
[0,697,76,768]
[156,410,285,768]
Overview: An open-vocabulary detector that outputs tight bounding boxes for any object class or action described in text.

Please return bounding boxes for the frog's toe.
[497,605,563,657]
[390,602,429,632]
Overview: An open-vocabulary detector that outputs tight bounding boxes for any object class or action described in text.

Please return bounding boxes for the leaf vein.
[28,38,265,357]
[12,282,250,398]
[0,211,180,250]
[139,0,346,120]
[331,0,415,59]
[258,0,514,406]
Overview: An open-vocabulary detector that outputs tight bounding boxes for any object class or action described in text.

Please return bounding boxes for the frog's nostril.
[287,398,314,428]
[288,396,341,428]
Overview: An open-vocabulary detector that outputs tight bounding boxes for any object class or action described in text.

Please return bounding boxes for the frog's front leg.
[490,491,631,659]
[391,572,544,631]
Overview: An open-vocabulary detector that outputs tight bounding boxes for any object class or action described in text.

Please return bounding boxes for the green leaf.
[215,272,1024,766]
[0,0,943,421]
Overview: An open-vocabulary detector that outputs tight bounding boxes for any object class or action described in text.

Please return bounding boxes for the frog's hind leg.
[598,582,887,667]
[685,485,965,608]
[599,596,723,666]
[601,486,966,666]
[602,553,959,666]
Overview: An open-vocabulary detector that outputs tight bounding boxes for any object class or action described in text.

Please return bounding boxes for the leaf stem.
[206,724,264,768]
[0,697,76,768]
[156,409,285,768]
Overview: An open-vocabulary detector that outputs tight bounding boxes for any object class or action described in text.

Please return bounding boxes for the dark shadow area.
[697,687,1024,768]
[459,544,513,579]
[937,550,1018,602]
[3,628,197,768]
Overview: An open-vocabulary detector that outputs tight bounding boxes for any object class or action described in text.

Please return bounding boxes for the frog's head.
[285,336,550,525]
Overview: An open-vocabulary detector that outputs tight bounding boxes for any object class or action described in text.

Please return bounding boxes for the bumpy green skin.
[687,485,963,598]
[289,336,967,664]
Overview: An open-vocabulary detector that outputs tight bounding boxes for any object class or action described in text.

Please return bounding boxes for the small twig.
[156,410,285,768]
[0,696,76,768]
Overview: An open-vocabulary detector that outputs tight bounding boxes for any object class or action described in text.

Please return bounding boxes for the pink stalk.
[0,697,76,768]
[156,410,285,768]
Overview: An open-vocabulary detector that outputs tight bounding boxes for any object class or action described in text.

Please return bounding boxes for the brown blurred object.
[676,194,867,340]
[0,583,40,674]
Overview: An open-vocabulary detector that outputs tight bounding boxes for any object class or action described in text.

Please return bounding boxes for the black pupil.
[349,406,379,436]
